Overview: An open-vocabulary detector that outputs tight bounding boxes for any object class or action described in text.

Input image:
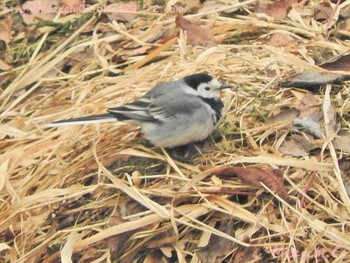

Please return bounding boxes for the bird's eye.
[205,86,210,91]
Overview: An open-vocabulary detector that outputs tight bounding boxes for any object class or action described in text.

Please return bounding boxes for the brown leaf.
[175,14,217,47]
[0,17,12,43]
[320,53,350,71]
[338,18,350,31]
[200,166,289,201]
[281,53,350,88]
[58,0,84,14]
[338,157,350,196]
[233,247,262,263]
[333,130,350,152]
[104,2,138,23]
[280,71,349,88]
[267,108,299,124]
[340,3,350,18]
[339,157,350,173]
[266,0,298,20]
[21,0,60,25]
[143,250,167,263]
[106,215,131,254]
[297,92,323,119]
[267,33,297,47]
[313,1,334,22]
[59,0,83,7]
[279,135,314,157]
[300,92,320,107]
[0,59,12,71]
[197,220,235,263]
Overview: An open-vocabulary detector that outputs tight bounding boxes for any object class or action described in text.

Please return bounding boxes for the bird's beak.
[219,82,231,90]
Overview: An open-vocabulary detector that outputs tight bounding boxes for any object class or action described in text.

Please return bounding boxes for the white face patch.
[196,78,222,99]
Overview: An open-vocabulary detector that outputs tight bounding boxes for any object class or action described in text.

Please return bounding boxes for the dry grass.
[1,0,350,262]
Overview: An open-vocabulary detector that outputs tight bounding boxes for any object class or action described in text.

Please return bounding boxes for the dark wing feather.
[108,98,157,122]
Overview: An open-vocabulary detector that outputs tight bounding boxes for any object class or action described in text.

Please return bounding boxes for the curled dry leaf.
[313,0,334,22]
[21,0,60,25]
[200,166,289,201]
[104,2,138,23]
[0,59,12,71]
[267,33,297,47]
[58,0,84,14]
[339,157,350,172]
[267,108,299,124]
[266,0,298,20]
[297,92,323,118]
[59,0,83,7]
[338,157,350,196]
[340,3,350,18]
[338,18,350,31]
[333,130,350,152]
[233,247,262,263]
[280,71,349,88]
[175,14,217,47]
[196,220,235,263]
[320,53,350,71]
[280,53,350,88]
[0,16,12,43]
[279,135,314,157]
[106,215,132,254]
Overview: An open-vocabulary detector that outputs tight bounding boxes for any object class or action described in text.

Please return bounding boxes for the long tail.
[46,113,116,127]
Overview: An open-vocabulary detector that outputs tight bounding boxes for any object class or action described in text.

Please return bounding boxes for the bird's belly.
[141,118,215,148]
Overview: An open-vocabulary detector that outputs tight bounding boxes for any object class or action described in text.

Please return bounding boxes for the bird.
[47,73,230,148]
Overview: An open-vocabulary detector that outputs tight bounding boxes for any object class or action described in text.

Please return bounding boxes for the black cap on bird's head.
[184,73,213,90]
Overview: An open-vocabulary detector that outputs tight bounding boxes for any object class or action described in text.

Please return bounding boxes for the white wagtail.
[48,73,230,148]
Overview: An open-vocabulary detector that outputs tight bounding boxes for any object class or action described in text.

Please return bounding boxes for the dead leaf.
[320,53,350,71]
[313,1,334,22]
[281,53,350,88]
[59,0,83,7]
[200,166,289,201]
[175,14,217,47]
[21,0,60,25]
[267,33,297,47]
[0,16,12,43]
[338,157,350,196]
[0,59,12,71]
[266,0,298,20]
[333,130,350,152]
[267,108,299,124]
[339,157,350,172]
[58,0,85,14]
[143,250,167,263]
[233,247,262,263]
[280,71,349,88]
[279,135,314,157]
[104,3,137,23]
[106,215,132,255]
[338,18,350,31]
[197,220,236,263]
[300,92,320,107]
[297,92,323,118]
[340,3,350,18]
